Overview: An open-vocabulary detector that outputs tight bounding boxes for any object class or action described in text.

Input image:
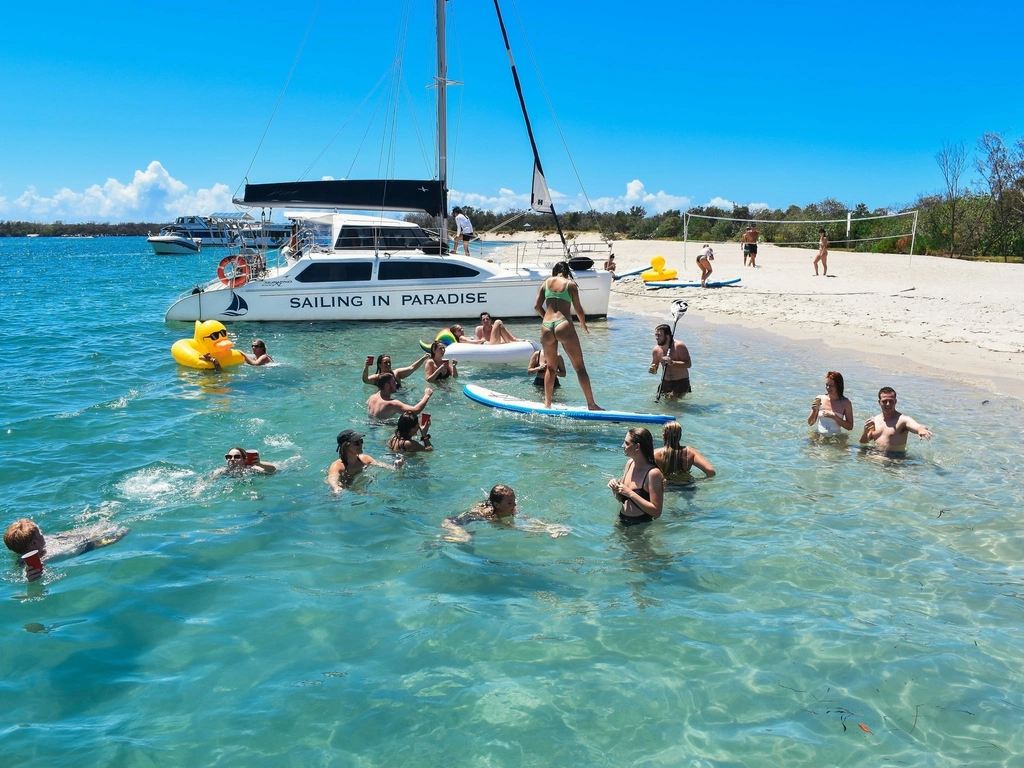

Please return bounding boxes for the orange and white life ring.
[217,256,250,288]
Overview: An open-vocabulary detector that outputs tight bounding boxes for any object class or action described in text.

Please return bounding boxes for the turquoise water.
[2,237,1024,766]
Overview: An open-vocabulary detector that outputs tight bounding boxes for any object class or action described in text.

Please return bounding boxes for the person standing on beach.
[650,323,692,397]
[696,244,714,287]
[814,229,829,276]
[741,225,759,267]
[453,207,474,257]
[859,387,932,450]
[534,261,601,410]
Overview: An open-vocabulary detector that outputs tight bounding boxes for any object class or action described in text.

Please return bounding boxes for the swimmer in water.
[213,446,277,478]
[328,430,403,492]
[607,427,665,525]
[654,421,716,479]
[859,386,932,451]
[4,518,128,581]
[442,485,569,542]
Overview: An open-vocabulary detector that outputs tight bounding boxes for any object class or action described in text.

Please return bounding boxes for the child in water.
[4,518,129,581]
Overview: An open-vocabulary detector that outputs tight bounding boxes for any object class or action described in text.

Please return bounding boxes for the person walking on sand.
[859,387,932,451]
[741,225,759,267]
[696,244,714,287]
[814,229,829,276]
[453,207,474,257]
[650,323,692,397]
[533,261,601,410]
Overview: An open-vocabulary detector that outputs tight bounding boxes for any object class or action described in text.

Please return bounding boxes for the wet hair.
[826,371,845,398]
[375,354,391,375]
[395,413,419,440]
[376,372,398,390]
[551,261,574,278]
[488,484,515,506]
[430,340,447,357]
[878,386,897,400]
[660,421,685,474]
[479,312,491,322]
[627,427,657,466]
[228,445,247,458]
[252,338,266,350]
[655,323,673,344]
[4,518,40,555]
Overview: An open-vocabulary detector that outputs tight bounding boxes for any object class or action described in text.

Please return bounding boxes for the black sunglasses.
[225,453,244,460]
[204,330,228,341]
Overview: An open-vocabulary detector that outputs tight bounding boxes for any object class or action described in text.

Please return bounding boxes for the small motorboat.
[148,229,202,255]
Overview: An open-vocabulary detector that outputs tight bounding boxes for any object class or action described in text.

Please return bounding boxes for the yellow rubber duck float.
[641,255,677,282]
[171,320,246,369]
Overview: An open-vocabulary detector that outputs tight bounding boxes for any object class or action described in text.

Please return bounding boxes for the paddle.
[655,300,688,403]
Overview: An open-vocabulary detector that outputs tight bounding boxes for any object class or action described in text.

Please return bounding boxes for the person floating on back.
[4,518,128,582]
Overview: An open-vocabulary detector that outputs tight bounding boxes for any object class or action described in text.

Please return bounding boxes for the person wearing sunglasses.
[241,338,274,366]
[362,353,429,389]
[213,446,277,478]
[607,428,664,526]
[329,430,403,492]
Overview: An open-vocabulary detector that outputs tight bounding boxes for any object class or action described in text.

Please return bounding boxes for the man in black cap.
[328,429,402,492]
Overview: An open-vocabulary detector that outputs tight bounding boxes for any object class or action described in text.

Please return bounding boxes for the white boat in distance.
[165,213,611,322]
[148,231,201,255]
[165,0,611,323]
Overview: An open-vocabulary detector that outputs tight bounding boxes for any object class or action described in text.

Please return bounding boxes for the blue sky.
[2,0,1022,223]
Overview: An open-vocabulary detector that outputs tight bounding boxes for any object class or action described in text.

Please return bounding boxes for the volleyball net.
[682,209,918,257]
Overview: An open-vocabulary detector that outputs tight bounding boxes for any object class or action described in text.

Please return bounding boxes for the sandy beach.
[483,233,1024,401]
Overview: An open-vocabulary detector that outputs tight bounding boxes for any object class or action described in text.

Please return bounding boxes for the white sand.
[481,233,1024,401]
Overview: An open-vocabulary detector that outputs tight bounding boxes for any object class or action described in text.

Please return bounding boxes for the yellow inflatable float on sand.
[171,320,246,369]
[641,255,677,282]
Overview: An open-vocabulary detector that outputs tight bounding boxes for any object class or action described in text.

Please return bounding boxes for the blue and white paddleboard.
[463,384,675,424]
[613,266,647,280]
[645,277,741,289]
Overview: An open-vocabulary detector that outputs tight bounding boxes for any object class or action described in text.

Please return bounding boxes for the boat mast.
[492,0,567,252]
[436,0,448,254]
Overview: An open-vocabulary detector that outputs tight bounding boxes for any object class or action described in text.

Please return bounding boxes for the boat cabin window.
[335,225,435,251]
[294,261,374,283]
[377,261,480,281]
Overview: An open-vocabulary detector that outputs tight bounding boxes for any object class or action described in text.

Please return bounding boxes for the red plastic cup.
[420,413,431,428]
[246,450,260,466]
[22,550,43,571]
[365,355,375,366]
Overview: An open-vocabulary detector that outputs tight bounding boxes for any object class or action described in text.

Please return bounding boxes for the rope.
[684,210,916,225]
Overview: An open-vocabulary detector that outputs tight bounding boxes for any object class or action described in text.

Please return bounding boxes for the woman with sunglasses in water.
[241,338,274,366]
[607,428,664,525]
[328,430,403,492]
[213,446,277,478]
[361,352,429,390]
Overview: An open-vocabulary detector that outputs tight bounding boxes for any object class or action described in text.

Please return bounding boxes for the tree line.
[0,221,161,237]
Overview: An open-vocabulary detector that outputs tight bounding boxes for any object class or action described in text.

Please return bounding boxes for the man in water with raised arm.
[367,373,433,419]
[859,387,932,450]
[473,312,519,344]
[650,323,692,397]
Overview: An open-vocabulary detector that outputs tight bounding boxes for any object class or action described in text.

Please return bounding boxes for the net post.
[909,210,918,266]
[683,212,689,271]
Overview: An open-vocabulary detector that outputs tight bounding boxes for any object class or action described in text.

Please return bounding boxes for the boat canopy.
[237,179,447,217]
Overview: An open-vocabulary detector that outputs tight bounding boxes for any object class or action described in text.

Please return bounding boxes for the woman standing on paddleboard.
[533,261,601,410]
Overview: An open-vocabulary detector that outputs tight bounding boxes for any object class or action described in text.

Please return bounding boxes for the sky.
[2,0,1023,223]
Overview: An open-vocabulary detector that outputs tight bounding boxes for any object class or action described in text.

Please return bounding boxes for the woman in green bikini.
[533,261,601,410]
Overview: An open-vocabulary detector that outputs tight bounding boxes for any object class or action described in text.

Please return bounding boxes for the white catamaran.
[165,0,611,323]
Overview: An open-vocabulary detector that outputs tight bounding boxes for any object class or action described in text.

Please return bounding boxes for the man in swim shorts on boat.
[5,518,129,581]
[650,323,692,397]
[367,373,433,420]
[859,387,932,450]
[473,312,520,344]
[741,225,759,267]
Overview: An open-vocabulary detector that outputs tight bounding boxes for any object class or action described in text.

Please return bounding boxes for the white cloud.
[749,202,769,212]
[0,161,234,222]
[708,197,734,210]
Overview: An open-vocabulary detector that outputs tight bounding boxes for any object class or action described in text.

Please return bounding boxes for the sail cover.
[238,179,447,216]
[531,162,553,213]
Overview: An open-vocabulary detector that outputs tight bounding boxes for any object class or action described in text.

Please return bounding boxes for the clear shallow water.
[2,237,1024,765]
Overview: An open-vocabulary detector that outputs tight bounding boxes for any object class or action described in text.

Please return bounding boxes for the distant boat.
[26,233,40,238]
[148,230,202,255]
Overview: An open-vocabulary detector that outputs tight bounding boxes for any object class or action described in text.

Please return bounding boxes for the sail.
[531,162,553,213]
[238,179,447,217]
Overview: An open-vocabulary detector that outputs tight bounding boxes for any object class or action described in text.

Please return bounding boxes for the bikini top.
[622,466,653,513]
[544,279,572,303]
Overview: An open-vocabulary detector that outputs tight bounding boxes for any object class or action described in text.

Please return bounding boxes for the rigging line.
[508,0,593,212]
[237,0,324,196]
[448,0,465,191]
[300,70,392,181]
[378,0,414,181]
[400,77,432,176]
